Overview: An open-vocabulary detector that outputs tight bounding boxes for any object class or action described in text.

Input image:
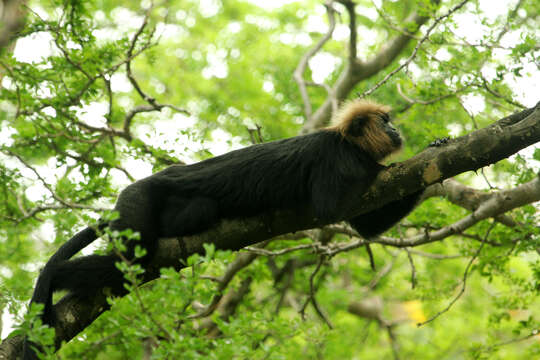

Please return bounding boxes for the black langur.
[23,100,422,359]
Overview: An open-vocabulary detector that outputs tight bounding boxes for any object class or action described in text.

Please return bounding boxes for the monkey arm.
[347,190,423,238]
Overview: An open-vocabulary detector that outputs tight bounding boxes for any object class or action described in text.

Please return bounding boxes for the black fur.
[24,125,421,359]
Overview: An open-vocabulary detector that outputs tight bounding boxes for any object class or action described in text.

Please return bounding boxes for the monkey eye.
[380,113,390,123]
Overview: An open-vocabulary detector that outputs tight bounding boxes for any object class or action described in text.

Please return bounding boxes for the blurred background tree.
[0,0,539,359]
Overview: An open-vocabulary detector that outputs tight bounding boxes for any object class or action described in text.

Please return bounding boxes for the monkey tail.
[24,224,106,360]
[50,254,126,296]
[28,224,105,324]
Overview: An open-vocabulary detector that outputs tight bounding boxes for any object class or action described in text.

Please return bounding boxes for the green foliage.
[0,0,539,359]
[15,304,56,359]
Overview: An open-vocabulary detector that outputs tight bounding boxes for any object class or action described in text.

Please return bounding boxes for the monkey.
[23,99,422,359]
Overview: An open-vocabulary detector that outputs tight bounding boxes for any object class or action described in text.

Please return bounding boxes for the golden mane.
[327,99,391,136]
[326,99,397,160]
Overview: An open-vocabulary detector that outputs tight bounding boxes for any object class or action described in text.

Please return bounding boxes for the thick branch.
[0,0,26,49]
[2,103,539,359]
[423,179,518,227]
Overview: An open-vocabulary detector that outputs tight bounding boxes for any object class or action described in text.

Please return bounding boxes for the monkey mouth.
[390,133,402,148]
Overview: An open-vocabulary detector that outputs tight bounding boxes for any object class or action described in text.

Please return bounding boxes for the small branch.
[360,0,470,98]
[4,149,107,211]
[122,7,189,139]
[247,124,264,145]
[396,83,469,107]
[417,221,494,326]
[197,276,254,337]
[300,256,333,329]
[404,248,417,289]
[126,6,156,104]
[365,243,376,271]
[347,295,401,359]
[188,251,258,319]
[370,0,419,39]
[244,242,318,256]
[293,1,337,121]
[386,324,401,360]
[306,81,338,114]
[373,175,540,248]
[0,60,22,117]
[366,256,397,290]
[102,75,113,124]
[406,249,462,260]
[480,77,526,109]
[481,330,539,352]
[337,0,357,61]
[133,282,172,341]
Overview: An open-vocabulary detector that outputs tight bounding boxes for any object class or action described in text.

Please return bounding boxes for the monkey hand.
[428,137,450,147]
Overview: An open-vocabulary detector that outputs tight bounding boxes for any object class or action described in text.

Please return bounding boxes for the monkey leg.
[348,190,423,238]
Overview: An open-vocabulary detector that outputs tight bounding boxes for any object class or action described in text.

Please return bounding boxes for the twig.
[299,256,333,329]
[364,243,376,271]
[4,149,108,211]
[306,81,338,114]
[481,77,526,109]
[404,247,417,289]
[244,243,317,256]
[406,249,462,260]
[371,0,420,40]
[122,5,189,140]
[247,124,264,144]
[386,324,401,360]
[337,0,357,61]
[293,1,337,121]
[366,257,396,290]
[133,283,172,341]
[418,221,495,326]
[482,330,539,352]
[126,6,157,104]
[188,251,258,319]
[360,0,471,98]
[396,83,469,106]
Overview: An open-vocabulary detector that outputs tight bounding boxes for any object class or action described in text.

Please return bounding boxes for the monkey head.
[328,99,402,161]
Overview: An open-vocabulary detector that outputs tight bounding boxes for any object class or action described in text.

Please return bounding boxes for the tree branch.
[374,175,540,248]
[423,178,518,227]
[0,0,26,49]
[293,1,337,121]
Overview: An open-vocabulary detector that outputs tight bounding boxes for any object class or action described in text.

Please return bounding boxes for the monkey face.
[340,110,402,150]
[326,99,401,161]
[378,113,402,148]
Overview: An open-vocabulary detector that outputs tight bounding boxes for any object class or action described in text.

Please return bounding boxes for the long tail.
[51,254,126,295]
[28,224,105,322]
[23,224,105,360]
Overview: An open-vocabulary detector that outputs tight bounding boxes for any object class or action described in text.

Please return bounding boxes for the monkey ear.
[348,115,369,137]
